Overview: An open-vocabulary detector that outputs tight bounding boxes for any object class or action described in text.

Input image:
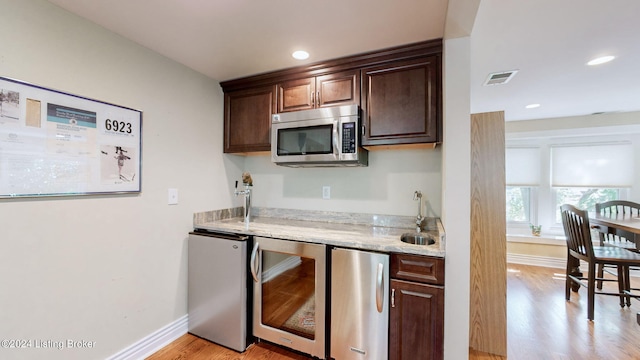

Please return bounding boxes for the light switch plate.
[322,186,330,200]
[168,188,178,205]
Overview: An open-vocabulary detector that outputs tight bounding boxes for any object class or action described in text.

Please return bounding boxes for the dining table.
[590,212,640,248]
[589,212,640,324]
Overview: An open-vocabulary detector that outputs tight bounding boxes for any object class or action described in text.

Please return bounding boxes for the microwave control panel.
[341,122,357,153]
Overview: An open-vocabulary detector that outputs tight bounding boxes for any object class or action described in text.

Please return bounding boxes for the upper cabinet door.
[277,70,360,113]
[315,70,360,109]
[277,77,316,113]
[361,56,442,146]
[224,85,276,153]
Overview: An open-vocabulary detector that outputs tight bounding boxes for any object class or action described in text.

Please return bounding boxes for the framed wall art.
[0,76,142,198]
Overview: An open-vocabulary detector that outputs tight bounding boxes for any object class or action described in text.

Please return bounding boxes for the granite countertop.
[193,207,445,257]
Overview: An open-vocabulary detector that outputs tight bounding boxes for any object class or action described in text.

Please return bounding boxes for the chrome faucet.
[234,172,253,228]
[414,190,424,233]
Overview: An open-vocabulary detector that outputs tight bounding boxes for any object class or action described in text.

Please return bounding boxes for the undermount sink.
[400,232,435,245]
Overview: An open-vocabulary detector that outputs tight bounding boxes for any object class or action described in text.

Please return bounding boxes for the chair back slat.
[561,204,594,261]
[595,201,640,246]
[595,200,640,217]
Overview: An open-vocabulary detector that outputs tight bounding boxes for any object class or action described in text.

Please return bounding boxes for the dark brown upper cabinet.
[277,70,360,113]
[220,39,442,154]
[223,85,276,153]
[361,56,442,147]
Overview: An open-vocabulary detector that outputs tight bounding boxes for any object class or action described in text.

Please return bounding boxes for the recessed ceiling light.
[587,55,615,66]
[525,103,540,109]
[292,50,309,60]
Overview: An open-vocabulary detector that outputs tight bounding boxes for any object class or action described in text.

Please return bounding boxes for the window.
[506,186,533,223]
[505,139,636,237]
[505,147,540,225]
[550,142,632,224]
[550,143,633,188]
[553,188,620,223]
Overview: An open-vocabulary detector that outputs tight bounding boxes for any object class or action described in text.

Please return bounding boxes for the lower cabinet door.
[389,279,444,360]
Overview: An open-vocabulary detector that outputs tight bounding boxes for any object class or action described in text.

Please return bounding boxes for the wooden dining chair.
[595,200,640,249]
[560,204,640,320]
[593,201,640,290]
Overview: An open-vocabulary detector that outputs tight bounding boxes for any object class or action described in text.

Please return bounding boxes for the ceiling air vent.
[483,70,518,86]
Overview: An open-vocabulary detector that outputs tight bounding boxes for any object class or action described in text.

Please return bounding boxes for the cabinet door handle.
[391,288,395,308]
[376,262,384,313]
[311,91,315,106]
[317,91,320,106]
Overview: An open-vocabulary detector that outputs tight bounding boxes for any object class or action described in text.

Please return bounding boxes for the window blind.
[551,143,633,187]
[506,147,541,186]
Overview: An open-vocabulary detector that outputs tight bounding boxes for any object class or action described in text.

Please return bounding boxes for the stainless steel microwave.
[271,105,368,167]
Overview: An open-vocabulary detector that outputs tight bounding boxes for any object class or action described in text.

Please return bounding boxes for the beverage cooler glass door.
[250,236,326,359]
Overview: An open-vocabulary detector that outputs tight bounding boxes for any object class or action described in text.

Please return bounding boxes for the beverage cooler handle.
[376,262,384,313]
[250,242,260,283]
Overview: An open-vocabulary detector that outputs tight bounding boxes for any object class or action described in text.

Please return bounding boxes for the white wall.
[0,1,242,359]
[244,148,443,217]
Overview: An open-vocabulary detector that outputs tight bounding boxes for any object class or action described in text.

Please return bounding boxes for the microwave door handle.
[333,120,340,157]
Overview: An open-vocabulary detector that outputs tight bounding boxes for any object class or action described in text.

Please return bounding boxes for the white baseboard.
[262,256,301,283]
[106,314,188,360]
[507,253,566,269]
[507,253,640,277]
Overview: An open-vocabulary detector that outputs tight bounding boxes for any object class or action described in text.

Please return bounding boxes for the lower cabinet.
[389,254,444,360]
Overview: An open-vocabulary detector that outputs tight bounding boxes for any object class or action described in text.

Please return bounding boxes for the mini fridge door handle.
[376,262,384,313]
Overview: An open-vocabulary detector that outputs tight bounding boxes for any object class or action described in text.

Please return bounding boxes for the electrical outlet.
[322,186,331,200]
[168,188,178,205]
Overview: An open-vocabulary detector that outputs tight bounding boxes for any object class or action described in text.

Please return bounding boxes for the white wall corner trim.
[106,315,188,360]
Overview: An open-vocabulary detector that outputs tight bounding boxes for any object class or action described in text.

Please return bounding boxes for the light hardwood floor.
[147,263,640,360]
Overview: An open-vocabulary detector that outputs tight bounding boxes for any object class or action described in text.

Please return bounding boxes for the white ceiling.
[46,0,640,122]
[45,0,448,82]
[471,0,640,121]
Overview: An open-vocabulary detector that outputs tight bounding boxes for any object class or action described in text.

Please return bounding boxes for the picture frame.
[0,76,142,198]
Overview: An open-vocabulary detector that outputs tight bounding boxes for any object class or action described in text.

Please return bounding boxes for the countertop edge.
[193,208,446,257]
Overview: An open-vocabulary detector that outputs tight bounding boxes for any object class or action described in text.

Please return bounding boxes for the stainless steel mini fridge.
[330,248,389,359]
[188,231,249,352]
